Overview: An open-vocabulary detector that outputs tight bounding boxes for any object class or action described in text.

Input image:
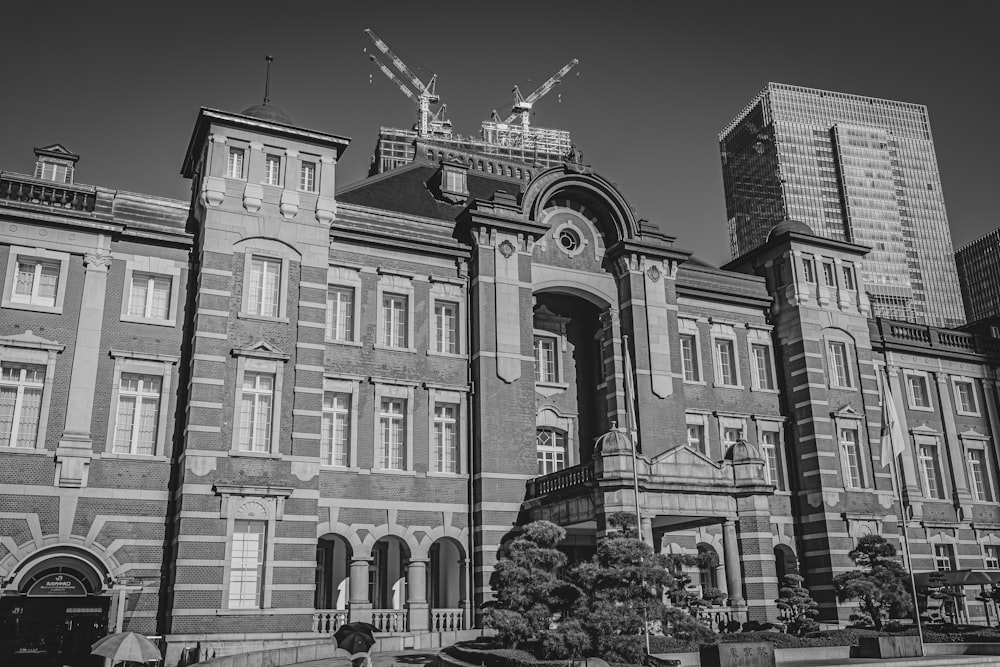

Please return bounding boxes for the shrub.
[539,619,590,660]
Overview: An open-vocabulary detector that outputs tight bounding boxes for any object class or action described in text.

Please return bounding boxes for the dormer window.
[32,144,79,185]
[39,162,69,184]
[440,161,469,202]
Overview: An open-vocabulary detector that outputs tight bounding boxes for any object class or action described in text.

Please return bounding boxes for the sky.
[2,1,996,266]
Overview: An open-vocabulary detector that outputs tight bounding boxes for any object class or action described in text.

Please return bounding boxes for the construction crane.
[365,28,441,137]
[502,59,579,133]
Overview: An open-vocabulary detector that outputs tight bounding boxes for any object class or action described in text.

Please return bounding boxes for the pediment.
[37,143,74,155]
[832,404,862,419]
[910,423,939,435]
[650,444,723,470]
[960,427,989,440]
[233,340,290,360]
[0,330,65,352]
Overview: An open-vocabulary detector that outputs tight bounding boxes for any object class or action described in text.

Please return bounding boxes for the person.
[351,654,372,667]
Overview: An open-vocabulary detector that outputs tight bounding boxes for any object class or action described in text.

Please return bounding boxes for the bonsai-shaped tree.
[832,534,913,631]
[484,520,572,648]
[775,573,820,636]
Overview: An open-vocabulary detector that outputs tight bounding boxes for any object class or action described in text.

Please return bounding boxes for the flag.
[622,335,639,442]
[879,368,906,469]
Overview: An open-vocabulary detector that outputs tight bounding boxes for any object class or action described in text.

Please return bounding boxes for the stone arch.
[358,523,422,560]
[316,520,365,552]
[774,543,799,582]
[6,544,113,594]
[418,524,469,555]
[533,280,615,311]
[233,236,303,261]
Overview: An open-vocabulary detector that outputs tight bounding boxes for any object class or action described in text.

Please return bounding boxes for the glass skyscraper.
[719,83,965,327]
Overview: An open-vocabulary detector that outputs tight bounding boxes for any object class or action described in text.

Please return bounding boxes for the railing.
[312,609,348,633]
[371,609,408,633]
[526,463,594,498]
[878,318,1000,357]
[430,608,465,632]
[692,606,748,631]
[0,171,97,213]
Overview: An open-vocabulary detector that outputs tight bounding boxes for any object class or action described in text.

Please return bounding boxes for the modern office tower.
[956,227,1000,323]
[720,82,966,327]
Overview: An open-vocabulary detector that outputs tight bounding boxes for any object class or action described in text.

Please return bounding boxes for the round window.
[558,228,581,253]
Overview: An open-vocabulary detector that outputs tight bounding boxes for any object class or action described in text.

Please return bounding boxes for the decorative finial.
[264,55,274,105]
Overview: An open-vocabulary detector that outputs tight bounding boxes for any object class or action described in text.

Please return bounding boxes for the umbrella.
[92,632,162,663]
[334,622,379,659]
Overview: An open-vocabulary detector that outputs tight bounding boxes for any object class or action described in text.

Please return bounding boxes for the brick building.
[2,103,1000,666]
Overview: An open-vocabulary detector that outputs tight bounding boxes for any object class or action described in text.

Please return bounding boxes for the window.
[906,372,932,409]
[723,426,744,447]
[299,161,316,191]
[238,372,274,453]
[985,545,1000,570]
[840,427,864,489]
[968,448,993,502]
[919,443,945,499]
[433,404,459,473]
[12,259,59,307]
[378,398,406,470]
[842,265,856,291]
[536,428,567,475]
[229,520,266,608]
[0,363,44,448]
[326,287,354,343]
[247,257,281,318]
[822,262,836,287]
[680,334,700,382]
[434,301,459,355]
[714,338,738,386]
[534,336,558,384]
[113,374,161,456]
[228,147,245,179]
[128,273,171,320]
[264,154,281,186]
[761,430,783,489]
[751,343,775,390]
[991,326,1000,339]
[686,413,708,455]
[801,257,816,283]
[827,341,852,388]
[954,379,978,415]
[40,162,69,183]
[321,392,351,467]
[382,294,408,348]
[934,544,956,572]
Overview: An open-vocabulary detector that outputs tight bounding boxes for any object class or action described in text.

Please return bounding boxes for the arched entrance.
[369,536,409,632]
[774,544,798,582]
[314,534,351,632]
[428,538,468,631]
[1,549,110,667]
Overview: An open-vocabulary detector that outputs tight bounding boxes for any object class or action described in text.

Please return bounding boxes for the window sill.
[216,608,274,615]
[829,384,856,391]
[682,379,707,386]
[956,410,981,418]
[230,450,283,460]
[535,381,569,397]
[100,452,168,462]
[237,312,289,324]
[0,446,51,456]
[751,387,780,394]
[713,382,744,390]
[326,339,363,347]
[371,468,417,476]
[320,464,362,472]
[427,350,466,360]
[2,299,62,315]
[908,404,934,412]
[120,314,176,328]
[373,344,417,354]
[426,471,469,479]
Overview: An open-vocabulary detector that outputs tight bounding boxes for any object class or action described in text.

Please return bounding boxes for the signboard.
[26,572,88,597]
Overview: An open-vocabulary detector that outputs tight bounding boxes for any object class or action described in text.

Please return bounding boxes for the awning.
[913,569,1000,587]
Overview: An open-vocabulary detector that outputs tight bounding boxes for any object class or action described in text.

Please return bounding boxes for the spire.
[240,55,293,125]
[263,55,273,105]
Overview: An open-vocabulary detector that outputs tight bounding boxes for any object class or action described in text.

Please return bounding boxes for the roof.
[240,103,294,126]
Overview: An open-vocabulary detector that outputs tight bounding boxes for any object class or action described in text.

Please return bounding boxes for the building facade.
[956,227,1000,324]
[720,82,966,328]
[1,102,1000,667]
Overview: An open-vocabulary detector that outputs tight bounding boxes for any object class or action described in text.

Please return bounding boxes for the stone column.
[460,558,471,630]
[55,251,111,488]
[406,558,429,631]
[722,519,745,608]
[934,371,974,518]
[349,557,373,624]
[641,515,654,546]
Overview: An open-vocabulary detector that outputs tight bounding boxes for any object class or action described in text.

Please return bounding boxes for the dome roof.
[724,438,761,462]
[767,218,814,241]
[594,427,632,454]
[240,103,294,126]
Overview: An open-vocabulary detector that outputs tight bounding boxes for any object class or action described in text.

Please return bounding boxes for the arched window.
[697,543,719,590]
[536,427,567,475]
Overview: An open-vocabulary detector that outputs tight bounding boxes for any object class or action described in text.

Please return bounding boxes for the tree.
[832,534,913,631]
[776,573,819,636]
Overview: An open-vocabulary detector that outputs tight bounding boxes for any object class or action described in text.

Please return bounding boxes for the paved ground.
[293,650,437,667]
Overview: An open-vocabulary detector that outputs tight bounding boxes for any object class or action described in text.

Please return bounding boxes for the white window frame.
[718,414,747,453]
[2,246,71,315]
[747,327,777,392]
[299,159,317,192]
[227,146,246,180]
[710,323,741,388]
[536,427,568,475]
[375,272,415,353]
[685,411,709,456]
[373,382,415,472]
[756,417,786,491]
[962,432,996,503]
[0,363,45,450]
[821,261,837,288]
[934,543,956,572]
[826,339,854,389]
[984,544,1000,570]
[533,333,561,385]
[841,263,856,291]
[801,256,817,284]
[105,350,177,459]
[236,239,296,323]
[120,256,182,327]
[321,376,361,468]
[952,377,980,416]
[429,279,466,358]
[838,424,866,490]
[263,153,283,187]
[231,347,289,456]
[0,332,63,452]
[217,491,288,612]
[916,434,946,500]
[326,266,362,346]
[904,370,934,411]
[428,386,468,475]
[678,318,704,385]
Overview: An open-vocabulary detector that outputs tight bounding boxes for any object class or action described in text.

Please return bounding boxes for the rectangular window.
[714,339,738,386]
[113,373,161,456]
[379,398,405,470]
[919,443,945,499]
[434,301,459,354]
[536,428,567,475]
[326,286,354,342]
[934,544,955,572]
[840,427,864,489]
[300,161,316,191]
[907,373,932,409]
[955,380,978,415]
[128,273,171,320]
[802,258,816,283]
[0,363,45,448]
[534,337,557,384]
[680,334,700,382]
[761,430,783,490]
[968,448,993,502]
[828,341,852,388]
[229,519,266,608]
[723,426,743,447]
[822,262,837,287]
[842,265,856,291]
[751,344,775,390]
[248,257,281,318]
[264,154,281,186]
[382,294,408,348]
[687,423,706,455]
[228,148,245,179]
[985,545,1000,570]
[321,392,351,467]
[13,260,59,307]
[433,403,458,473]
[41,162,69,183]
[238,372,274,453]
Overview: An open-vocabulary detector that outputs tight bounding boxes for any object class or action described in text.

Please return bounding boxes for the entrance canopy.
[913,569,1000,587]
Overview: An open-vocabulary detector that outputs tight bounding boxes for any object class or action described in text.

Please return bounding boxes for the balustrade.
[371,609,408,633]
[430,608,464,632]
[312,609,348,633]
[692,606,748,631]
[527,463,594,498]
[0,172,96,212]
